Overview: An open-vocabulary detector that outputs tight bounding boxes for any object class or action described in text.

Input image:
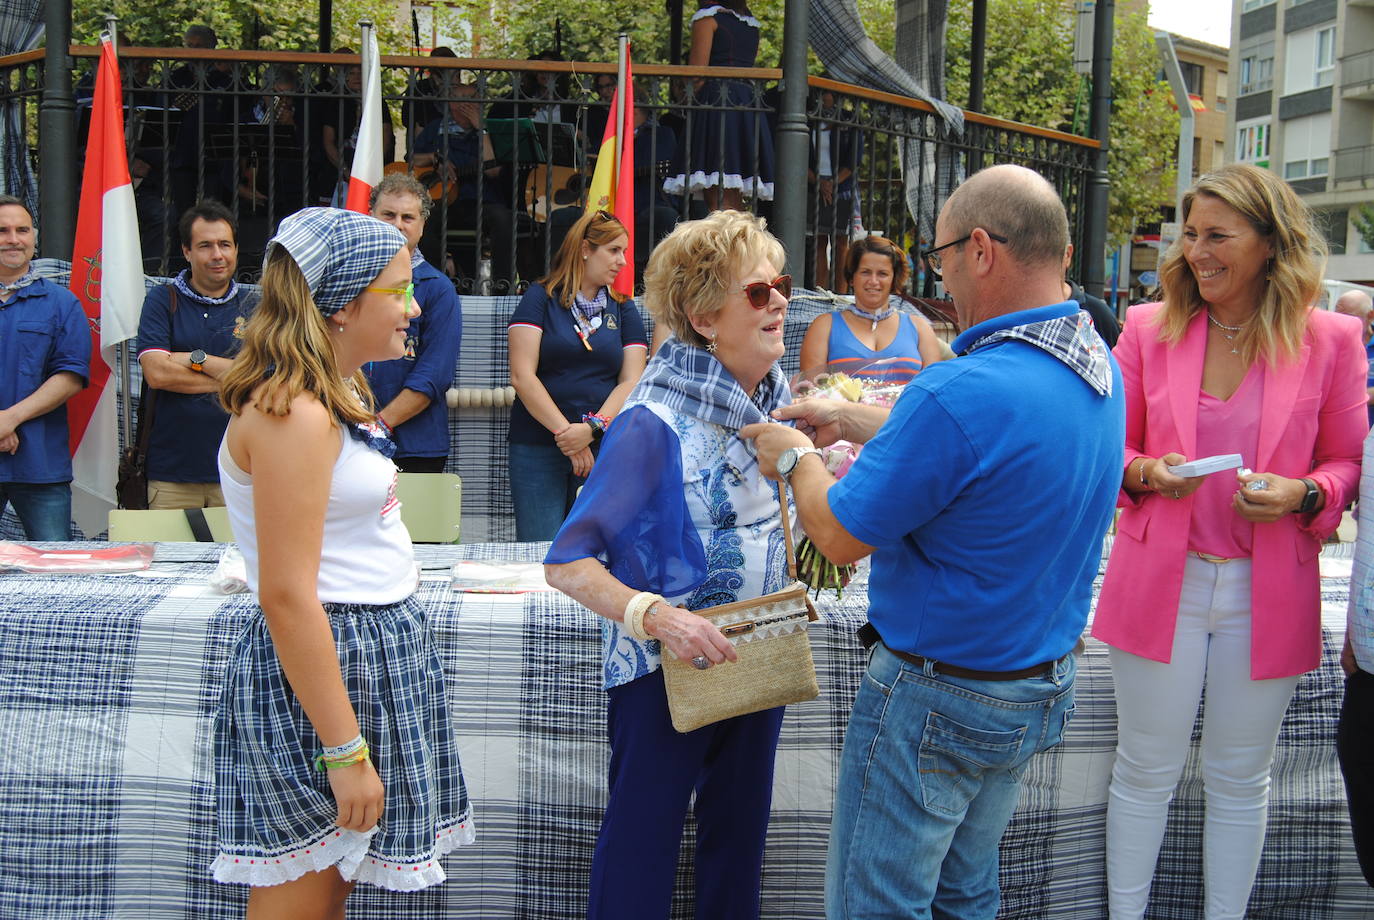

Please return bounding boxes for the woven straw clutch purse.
[661,483,821,732]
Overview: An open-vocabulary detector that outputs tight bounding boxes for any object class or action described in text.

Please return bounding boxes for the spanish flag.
[586,42,635,297]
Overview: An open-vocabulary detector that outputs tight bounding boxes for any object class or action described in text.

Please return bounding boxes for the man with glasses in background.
[744,164,1124,918]
[367,173,463,474]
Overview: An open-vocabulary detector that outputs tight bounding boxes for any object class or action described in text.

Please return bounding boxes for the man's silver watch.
[776,446,824,485]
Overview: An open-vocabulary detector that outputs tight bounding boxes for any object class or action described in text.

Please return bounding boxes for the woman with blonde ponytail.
[213,208,472,917]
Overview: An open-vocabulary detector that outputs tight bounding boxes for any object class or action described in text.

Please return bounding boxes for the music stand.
[485,118,546,166]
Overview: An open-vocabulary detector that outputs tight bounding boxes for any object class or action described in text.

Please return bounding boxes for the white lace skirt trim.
[212,811,475,891]
[663,171,774,200]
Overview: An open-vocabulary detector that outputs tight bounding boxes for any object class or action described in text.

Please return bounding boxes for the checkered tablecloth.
[0,539,1369,918]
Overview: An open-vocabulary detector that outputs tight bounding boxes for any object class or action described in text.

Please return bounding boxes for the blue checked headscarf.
[265,208,407,317]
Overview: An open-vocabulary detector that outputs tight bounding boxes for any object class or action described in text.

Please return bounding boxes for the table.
[0,540,1370,918]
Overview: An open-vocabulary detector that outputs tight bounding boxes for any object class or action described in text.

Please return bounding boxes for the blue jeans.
[0,481,72,540]
[826,642,1078,920]
[509,441,587,542]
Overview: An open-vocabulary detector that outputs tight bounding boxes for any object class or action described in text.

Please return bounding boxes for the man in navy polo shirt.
[0,195,89,540]
[744,165,1125,918]
[367,173,463,473]
[136,200,256,509]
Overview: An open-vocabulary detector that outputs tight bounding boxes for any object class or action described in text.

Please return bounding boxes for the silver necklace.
[1207,311,1247,355]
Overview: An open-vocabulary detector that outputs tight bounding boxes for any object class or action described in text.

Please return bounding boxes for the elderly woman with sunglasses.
[507,210,648,541]
[544,211,794,920]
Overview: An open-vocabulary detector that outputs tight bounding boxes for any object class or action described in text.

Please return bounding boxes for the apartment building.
[1229,0,1374,284]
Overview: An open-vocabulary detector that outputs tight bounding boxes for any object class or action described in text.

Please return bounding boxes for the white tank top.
[218,423,417,605]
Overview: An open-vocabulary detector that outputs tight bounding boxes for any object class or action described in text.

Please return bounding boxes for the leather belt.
[1190,551,1245,564]
[856,622,1065,682]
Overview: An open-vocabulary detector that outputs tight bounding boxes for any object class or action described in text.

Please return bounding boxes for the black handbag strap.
[184,507,214,542]
[131,286,181,454]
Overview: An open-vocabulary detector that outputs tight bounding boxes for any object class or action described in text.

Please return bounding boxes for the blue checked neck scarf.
[172,269,241,306]
[572,287,607,340]
[960,310,1113,396]
[628,336,792,474]
[410,247,425,270]
[844,301,895,329]
[0,269,40,296]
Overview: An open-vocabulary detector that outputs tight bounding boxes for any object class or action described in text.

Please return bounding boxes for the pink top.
[1187,364,1263,558]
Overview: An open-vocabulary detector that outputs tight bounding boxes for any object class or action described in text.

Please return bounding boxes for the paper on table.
[451,560,556,593]
[1166,454,1244,478]
[0,542,154,574]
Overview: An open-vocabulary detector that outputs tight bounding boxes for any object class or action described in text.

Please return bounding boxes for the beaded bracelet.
[582,412,611,441]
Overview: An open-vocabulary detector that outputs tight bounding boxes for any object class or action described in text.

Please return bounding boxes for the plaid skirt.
[211,596,475,890]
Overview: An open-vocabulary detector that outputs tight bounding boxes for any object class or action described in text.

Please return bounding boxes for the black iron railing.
[1,47,1097,297]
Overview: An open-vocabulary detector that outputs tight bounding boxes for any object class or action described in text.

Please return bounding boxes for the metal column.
[1081,0,1114,298]
[39,0,76,258]
[772,0,810,276]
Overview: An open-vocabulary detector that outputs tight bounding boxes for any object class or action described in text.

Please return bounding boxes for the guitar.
[384,160,492,207]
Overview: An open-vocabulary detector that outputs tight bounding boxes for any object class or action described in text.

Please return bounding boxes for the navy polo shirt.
[364,259,463,459]
[829,302,1124,671]
[0,279,90,484]
[507,282,647,446]
[135,283,256,483]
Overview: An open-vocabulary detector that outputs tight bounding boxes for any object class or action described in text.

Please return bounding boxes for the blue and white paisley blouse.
[544,400,793,690]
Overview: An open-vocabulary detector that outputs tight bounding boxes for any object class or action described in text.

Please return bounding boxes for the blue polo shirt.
[135,282,256,483]
[507,283,647,446]
[0,279,90,484]
[1364,340,1373,428]
[364,259,462,459]
[828,302,1124,671]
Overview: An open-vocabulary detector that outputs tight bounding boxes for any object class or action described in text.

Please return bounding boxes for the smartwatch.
[1297,478,1321,514]
[776,446,824,485]
[188,349,207,373]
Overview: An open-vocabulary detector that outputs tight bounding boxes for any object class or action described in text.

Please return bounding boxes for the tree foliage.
[1354,205,1374,254]
[946,0,1179,248]
[71,0,408,54]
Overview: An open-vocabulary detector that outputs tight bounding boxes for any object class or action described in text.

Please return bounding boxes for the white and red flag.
[345,21,384,213]
[67,33,143,538]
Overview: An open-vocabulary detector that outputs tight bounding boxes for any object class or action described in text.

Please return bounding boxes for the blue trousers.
[0,481,72,540]
[826,642,1077,920]
[588,668,785,920]
[509,441,586,543]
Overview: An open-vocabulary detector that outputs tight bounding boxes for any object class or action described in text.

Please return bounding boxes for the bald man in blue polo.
[744,164,1125,919]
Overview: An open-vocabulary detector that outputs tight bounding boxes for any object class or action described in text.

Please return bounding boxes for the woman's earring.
[706,332,718,354]
[333,322,344,333]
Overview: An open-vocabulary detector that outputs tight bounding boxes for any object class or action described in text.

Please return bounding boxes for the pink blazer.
[1093,302,1367,679]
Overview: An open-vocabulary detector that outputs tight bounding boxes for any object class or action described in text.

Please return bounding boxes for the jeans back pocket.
[918,710,1026,817]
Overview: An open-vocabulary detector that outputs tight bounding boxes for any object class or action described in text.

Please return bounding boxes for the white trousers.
[1105,556,1300,920]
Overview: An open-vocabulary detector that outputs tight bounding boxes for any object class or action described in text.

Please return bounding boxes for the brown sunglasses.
[741,275,792,308]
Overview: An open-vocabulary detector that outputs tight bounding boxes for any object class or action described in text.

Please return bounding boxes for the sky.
[1147,0,1232,48]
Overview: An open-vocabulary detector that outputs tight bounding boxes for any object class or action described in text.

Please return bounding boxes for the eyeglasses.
[740,275,792,308]
[921,232,1008,275]
[365,282,415,308]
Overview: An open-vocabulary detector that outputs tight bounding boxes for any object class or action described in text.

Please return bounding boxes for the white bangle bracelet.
[623,592,663,641]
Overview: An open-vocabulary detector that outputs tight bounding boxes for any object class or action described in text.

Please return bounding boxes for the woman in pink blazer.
[1093,164,1367,919]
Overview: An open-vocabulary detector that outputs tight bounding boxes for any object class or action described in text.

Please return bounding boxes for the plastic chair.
[396,472,462,544]
[108,506,236,542]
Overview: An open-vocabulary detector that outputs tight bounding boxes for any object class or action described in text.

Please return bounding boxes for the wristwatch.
[188,349,207,373]
[1297,478,1321,514]
[776,446,824,485]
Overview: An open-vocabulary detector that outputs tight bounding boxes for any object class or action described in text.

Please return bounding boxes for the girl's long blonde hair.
[1155,163,1326,364]
[220,248,374,424]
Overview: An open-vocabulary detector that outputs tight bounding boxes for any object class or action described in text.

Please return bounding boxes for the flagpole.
[103,23,135,453]
[614,34,628,184]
